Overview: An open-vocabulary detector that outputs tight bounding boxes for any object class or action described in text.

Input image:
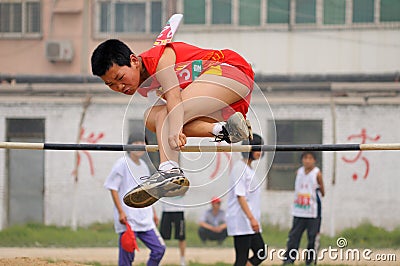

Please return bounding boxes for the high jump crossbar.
[1,142,400,152]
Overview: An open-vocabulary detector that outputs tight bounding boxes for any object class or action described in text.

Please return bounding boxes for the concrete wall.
[1,0,399,235]
[175,29,400,75]
[0,1,154,75]
[1,92,400,235]
[261,102,400,236]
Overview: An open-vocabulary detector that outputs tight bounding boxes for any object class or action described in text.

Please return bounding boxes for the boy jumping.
[91,40,254,208]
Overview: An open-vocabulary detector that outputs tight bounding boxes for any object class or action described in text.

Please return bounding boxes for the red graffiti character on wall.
[209,143,233,179]
[341,128,380,181]
[72,128,105,177]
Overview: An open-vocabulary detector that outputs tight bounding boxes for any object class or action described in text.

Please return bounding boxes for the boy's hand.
[119,211,127,224]
[249,217,260,232]
[168,132,187,150]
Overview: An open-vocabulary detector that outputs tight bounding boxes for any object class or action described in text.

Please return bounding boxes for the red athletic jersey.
[138,42,254,119]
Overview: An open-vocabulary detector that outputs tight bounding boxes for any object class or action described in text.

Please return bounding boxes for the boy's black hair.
[301,151,317,160]
[127,133,146,145]
[127,133,147,154]
[242,133,264,160]
[91,39,133,76]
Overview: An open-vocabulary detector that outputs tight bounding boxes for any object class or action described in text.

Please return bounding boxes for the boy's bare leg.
[146,75,250,137]
[182,116,221,137]
[179,240,186,265]
[124,76,251,208]
[153,106,179,167]
[154,109,224,168]
[146,108,221,137]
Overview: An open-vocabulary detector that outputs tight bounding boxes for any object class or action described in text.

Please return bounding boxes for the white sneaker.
[123,168,190,208]
[213,112,253,143]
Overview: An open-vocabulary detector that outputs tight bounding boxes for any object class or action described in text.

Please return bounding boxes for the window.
[353,0,374,23]
[7,118,45,138]
[151,1,162,32]
[295,0,316,24]
[239,0,260,26]
[183,0,205,24]
[7,118,45,226]
[323,0,346,25]
[267,0,290,24]
[267,120,322,190]
[213,0,232,24]
[96,0,162,35]
[0,0,41,36]
[380,0,400,22]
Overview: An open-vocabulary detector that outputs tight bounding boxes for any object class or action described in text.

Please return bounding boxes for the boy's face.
[252,151,262,160]
[100,54,141,95]
[211,201,221,211]
[302,153,316,169]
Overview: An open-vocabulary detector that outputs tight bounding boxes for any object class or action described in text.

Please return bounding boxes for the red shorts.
[200,64,254,120]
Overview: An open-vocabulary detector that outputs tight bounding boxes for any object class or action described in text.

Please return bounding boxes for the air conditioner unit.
[45,40,74,62]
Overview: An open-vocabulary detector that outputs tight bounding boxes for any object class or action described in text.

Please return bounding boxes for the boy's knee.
[144,108,155,132]
[144,106,167,132]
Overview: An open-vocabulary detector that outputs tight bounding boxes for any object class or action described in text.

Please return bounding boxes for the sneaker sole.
[163,177,190,197]
[123,176,190,208]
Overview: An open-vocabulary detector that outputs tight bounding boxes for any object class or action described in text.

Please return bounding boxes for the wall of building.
[175,29,400,75]
[0,1,154,75]
[1,90,400,235]
[1,0,399,235]
[1,0,399,76]
[261,102,400,236]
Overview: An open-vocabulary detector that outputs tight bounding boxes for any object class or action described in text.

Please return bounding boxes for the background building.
[0,0,399,236]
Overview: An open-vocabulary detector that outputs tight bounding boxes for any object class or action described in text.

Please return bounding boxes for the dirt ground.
[0,247,399,265]
[1,248,233,265]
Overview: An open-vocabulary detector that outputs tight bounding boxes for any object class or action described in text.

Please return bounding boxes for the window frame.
[0,0,42,39]
[266,119,323,191]
[93,0,165,40]
[380,0,400,23]
[323,0,346,25]
[266,0,290,25]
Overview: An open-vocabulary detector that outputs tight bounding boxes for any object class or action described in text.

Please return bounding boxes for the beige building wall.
[0,0,156,75]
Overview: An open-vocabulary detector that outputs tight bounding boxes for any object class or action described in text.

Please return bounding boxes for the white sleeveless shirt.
[292,166,320,218]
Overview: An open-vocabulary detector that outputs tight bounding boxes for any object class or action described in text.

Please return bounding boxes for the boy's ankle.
[159,160,179,171]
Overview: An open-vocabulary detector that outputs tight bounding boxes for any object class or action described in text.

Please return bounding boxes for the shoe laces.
[211,126,231,143]
[140,168,183,181]
[139,175,152,181]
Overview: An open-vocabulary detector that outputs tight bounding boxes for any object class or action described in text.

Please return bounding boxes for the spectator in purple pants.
[104,134,166,266]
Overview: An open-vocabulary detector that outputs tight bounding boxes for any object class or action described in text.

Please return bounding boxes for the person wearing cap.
[104,133,165,266]
[198,196,228,245]
[226,133,266,266]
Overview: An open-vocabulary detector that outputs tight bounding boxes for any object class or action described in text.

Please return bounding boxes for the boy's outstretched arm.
[155,47,186,150]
